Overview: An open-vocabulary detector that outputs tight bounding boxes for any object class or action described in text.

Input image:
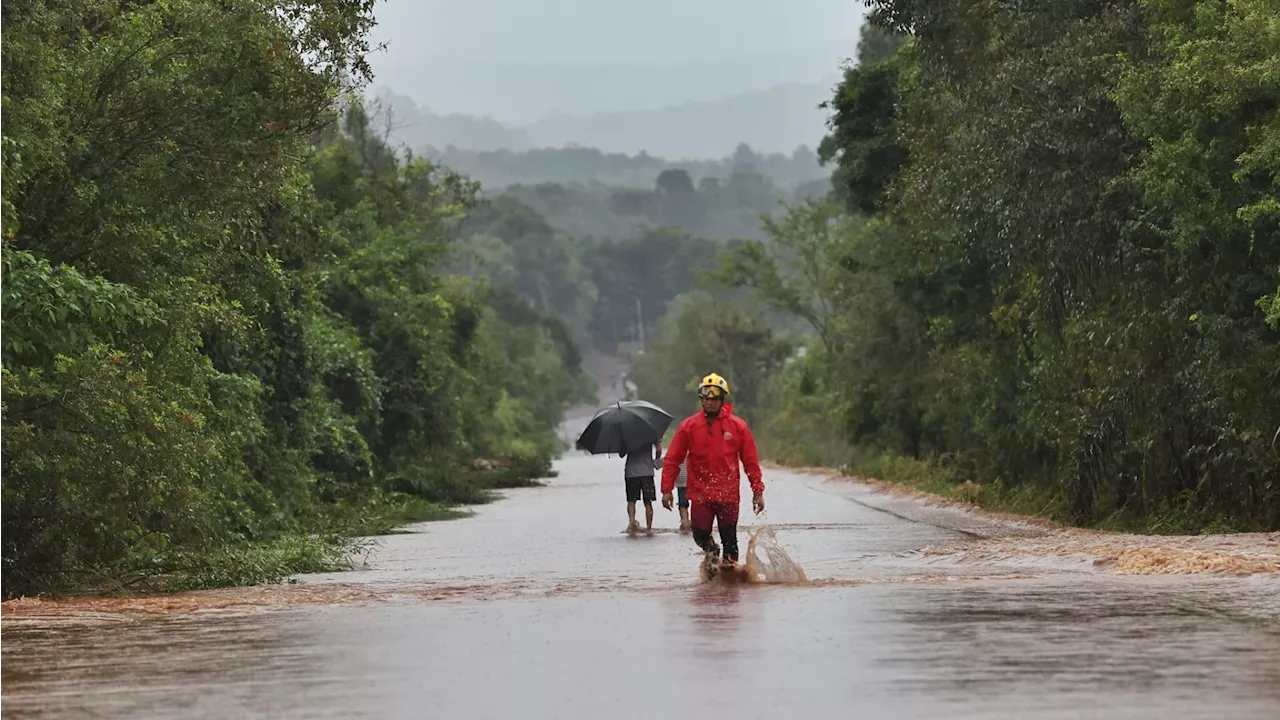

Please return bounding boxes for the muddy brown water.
[4,451,1279,719]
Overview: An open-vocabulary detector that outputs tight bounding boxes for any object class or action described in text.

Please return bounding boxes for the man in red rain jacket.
[661,373,765,567]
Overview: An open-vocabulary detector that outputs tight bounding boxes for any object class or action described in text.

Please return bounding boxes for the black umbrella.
[576,400,673,455]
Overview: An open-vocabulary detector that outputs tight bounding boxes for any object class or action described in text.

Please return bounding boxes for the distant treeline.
[496,170,830,242]
[422,143,830,192]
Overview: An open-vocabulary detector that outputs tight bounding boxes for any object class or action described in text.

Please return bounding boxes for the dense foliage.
[488,168,829,243]
[713,1,1280,532]
[447,198,734,354]
[630,288,795,425]
[1,0,591,597]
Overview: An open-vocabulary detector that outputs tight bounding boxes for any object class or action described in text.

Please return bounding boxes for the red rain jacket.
[661,404,764,505]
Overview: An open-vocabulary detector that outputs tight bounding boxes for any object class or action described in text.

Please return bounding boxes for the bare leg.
[679,507,691,532]
[644,502,654,534]
[627,502,638,535]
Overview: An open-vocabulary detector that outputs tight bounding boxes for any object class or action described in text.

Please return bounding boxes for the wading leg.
[715,502,741,562]
[718,523,738,562]
[690,502,719,557]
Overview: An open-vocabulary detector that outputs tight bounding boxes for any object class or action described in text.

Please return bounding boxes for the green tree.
[461,196,597,329]
[732,0,1280,531]
[716,200,851,353]
[585,228,723,349]
[819,46,908,214]
[1,1,593,597]
[631,290,794,424]
[2,0,380,595]
[655,168,704,227]
[855,11,909,66]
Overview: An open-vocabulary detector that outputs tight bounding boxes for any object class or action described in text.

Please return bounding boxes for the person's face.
[701,394,724,414]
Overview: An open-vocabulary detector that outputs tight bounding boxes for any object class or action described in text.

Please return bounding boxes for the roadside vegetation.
[640,2,1280,535]
[1,1,591,597]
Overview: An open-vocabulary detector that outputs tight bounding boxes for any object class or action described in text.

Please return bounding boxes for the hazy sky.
[367,0,867,121]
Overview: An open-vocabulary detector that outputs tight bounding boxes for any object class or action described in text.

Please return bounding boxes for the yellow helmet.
[698,373,730,399]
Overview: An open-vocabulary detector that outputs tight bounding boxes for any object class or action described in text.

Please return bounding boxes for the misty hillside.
[421,144,829,191]
[373,83,835,159]
[523,83,834,158]
[371,89,535,151]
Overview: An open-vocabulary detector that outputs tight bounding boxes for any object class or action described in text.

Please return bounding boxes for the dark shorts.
[677,486,689,509]
[626,476,656,503]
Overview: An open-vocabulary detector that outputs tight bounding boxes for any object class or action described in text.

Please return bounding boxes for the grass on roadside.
[841,453,1250,535]
[155,533,359,593]
[26,460,557,598]
[846,454,1079,525]
[58,494,469,596]
[388,463,550,506]
[340,493,473,537]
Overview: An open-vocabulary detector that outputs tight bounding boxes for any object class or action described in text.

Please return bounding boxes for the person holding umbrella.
[661,373,764,573]
[574,399,675,536]
[622,441,662,536]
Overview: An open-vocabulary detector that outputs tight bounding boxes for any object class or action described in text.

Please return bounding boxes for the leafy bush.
[1,2,583,597]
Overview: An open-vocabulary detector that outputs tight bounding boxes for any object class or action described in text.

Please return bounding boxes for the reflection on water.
[5,582,1279,719]
[3,456,1278,720]
[1,610,330,719]
[689,584,744,637]
[872,579,1280,709]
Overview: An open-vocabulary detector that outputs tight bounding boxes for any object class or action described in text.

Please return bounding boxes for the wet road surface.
[4,452,1280,719]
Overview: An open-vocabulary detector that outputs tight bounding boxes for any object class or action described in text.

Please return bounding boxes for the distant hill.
[367,42,854,121]
[523,83,834,159]
[371,88,535,151]
[371,82,836,160]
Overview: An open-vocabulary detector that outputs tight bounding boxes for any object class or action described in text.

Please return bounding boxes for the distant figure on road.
[623,441,662,536]
[661,373,764,573]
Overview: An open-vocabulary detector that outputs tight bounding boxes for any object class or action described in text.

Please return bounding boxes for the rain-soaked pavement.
[4,449,1280,719]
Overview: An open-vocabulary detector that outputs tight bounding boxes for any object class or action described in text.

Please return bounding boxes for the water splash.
[744,525,808,584]
[694,524,808,585]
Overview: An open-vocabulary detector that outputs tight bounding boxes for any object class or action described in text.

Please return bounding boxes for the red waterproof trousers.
[691,501,740,560]
[690,501,739,534]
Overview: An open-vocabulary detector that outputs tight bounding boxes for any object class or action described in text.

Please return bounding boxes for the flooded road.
[4,452,1279,719]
